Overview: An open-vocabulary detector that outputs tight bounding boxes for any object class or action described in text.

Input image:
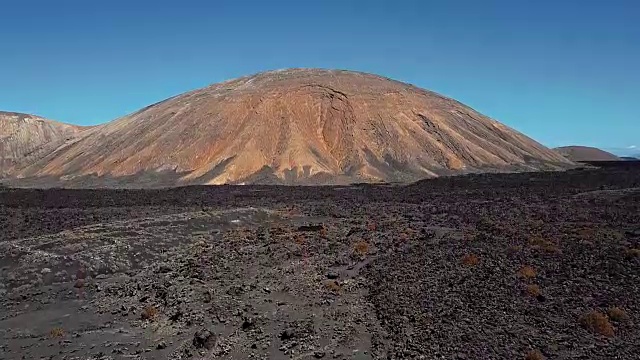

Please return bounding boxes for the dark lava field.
[1,165,639,359]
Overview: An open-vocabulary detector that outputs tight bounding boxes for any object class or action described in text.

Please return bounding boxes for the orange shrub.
[525,284,541,297]
[529,237,560,253]
[324,280,341,293]
[319,227,328,237]
[461,254,480,266]
[525,350,545,360]
[517,265,537,279]
[608,307,629,322]
[141,306,158,321]
[50,327,65,338]
[625,248,640,260]
[353,241,370,256]
[580,310,614,337]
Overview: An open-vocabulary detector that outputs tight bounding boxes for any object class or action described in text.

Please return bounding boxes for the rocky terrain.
[554,146,621,162]
[1,164,639,359]
[11,69,572,186]
[0,111,87,177]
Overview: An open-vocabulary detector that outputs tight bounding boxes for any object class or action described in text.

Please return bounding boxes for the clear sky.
[1,0,638,152]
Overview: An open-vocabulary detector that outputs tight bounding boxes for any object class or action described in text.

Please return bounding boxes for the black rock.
[156,341,167,350]
[297,224,325,232]
[326,272,339,280]
[314,350,326,358]
[157,264,172,273]
[280,328,295,340]
[169,310,183,322]
[193,328,216,349]
[242,317,256,330]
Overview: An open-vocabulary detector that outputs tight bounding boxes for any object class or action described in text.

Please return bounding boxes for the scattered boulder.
[193,328,216,349]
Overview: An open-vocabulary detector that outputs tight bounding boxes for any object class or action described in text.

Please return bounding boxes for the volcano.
[16,69,572,186]
[0,111,86,177]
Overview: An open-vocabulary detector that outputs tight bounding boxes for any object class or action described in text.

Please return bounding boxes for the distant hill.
[620,156,639,161]
[554,146,621,162]
[0,112,88,177]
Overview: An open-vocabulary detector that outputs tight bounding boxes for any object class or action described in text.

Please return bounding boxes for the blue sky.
[1,0,638,152]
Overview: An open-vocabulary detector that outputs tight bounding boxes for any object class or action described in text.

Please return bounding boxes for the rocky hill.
[554,146,621,162]
[0,112,86,177]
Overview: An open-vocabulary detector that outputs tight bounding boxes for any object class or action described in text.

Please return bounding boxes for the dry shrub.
[541,243,560,253]
[580,310,614,337]
[294,234,305,245]
[462,229,476,242]
[525,284,541,297]
[517,265,537,279]
[367,222,377,231]
[461,254,480,266]
[625,248,640,260]
[476,216,497,233]
[319,227,328,237]
[353,241,370,256]
[50,327,65,338]
[141,305,158,321]
[525,349,545,360]
[608,307,629,322]
[529,237,560,253]
[507,245,523,253]
[324,280,341,293]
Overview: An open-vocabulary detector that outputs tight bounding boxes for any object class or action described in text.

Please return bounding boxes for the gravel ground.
[1,166,639,359]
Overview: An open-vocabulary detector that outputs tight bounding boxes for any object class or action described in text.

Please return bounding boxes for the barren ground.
[1,165,639,359]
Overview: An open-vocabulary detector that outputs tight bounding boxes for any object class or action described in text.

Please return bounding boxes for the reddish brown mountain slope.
[554,146,621,162]
[19,69,573,186]
[0,112,86,177]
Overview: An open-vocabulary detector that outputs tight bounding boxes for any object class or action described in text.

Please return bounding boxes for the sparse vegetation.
[461,253,480,266]
[475,216,499,235]
[525,349,545,360]
[324,280,341,293]
[608,307,629,322]
[319,227,328,237]
[141,305,158,321]
[50,327,65,338]
[353,240,370,256]
[529,237,560,253]
[517,265,537,279]
[580,310,614,337]
[625,248,640,260]
[525,284,541,297]
[507,245,523,253]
